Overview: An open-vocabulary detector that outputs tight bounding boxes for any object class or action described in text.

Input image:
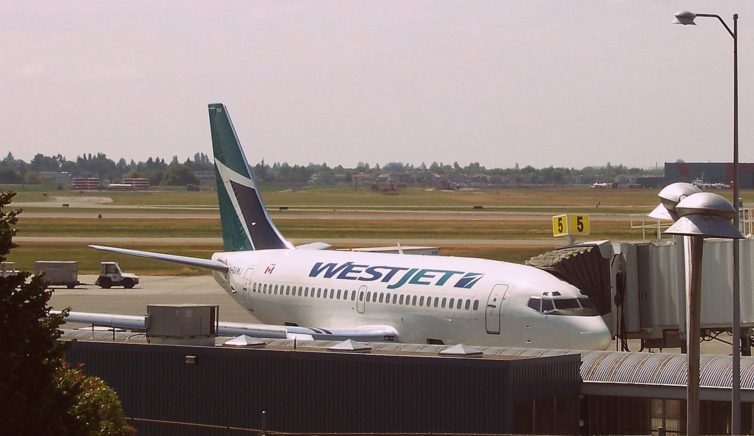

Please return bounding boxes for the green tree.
[162,163,199,186]
[0,192,132,435]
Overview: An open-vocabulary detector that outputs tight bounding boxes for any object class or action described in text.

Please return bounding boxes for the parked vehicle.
[34,261,79,288]
[96,262,139,289]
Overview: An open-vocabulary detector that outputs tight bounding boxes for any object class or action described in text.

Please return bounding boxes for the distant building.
[194,171,216,186]
[664,162,754,189]
[38,171,71,185]
[122,177,151,190]
[71,177,101,190]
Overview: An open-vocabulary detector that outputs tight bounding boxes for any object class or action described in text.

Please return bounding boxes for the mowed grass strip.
[11,242,554,276]
[17,216,644,241]
[17,218,222,238]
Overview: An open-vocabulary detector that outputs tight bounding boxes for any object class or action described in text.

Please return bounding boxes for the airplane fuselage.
[212,249,611,350]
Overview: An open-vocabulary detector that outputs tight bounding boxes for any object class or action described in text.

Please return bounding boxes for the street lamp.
[663,192,742,436]
[673,10,741,435]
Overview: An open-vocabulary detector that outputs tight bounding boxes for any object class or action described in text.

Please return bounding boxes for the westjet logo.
[308,262,483,289]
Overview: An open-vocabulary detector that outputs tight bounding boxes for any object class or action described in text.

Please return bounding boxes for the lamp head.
[648,182,701,221]
[664,192,742,239]
[673,11,697,25]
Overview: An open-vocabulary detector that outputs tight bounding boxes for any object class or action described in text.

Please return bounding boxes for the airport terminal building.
[65,332,754,435]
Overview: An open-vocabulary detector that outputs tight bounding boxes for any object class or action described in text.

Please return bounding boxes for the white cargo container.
[34,261,79,288]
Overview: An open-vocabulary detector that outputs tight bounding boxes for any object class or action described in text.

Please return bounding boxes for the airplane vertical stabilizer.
[209,103,293,251]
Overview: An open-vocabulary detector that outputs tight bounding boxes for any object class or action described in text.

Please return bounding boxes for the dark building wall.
[664,162,754,188]
[66,341,581,435]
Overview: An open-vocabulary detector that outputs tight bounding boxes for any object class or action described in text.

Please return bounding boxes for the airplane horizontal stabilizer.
[89,245,228,272]
[295,242,332,250]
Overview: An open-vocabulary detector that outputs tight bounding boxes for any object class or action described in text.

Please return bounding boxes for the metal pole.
[731,13,741,435]
[686,235,704,436]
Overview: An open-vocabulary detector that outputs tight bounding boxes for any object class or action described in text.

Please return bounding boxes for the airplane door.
[243,268,254,311]
[357,285,367,314]
[485,284,509,334]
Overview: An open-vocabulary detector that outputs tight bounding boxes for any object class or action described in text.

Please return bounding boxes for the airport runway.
[51,275,733,356]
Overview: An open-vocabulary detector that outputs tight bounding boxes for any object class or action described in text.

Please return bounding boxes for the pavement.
[50,275,259,323]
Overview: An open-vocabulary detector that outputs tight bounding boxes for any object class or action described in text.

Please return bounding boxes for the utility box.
[34,261,79,288]
[1,262,17,278]
[146,304,219,346]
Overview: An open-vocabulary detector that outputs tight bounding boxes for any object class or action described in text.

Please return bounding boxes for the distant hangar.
[664,162,754,189]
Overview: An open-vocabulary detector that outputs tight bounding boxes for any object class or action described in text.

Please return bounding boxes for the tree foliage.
[0,192,132,435]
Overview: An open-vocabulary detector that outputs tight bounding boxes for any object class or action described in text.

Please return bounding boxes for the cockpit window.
[542,299,554,312]
[554,298,580,310]
[579,297,595,309]
[527,298,541,312]
[527,294,599,316]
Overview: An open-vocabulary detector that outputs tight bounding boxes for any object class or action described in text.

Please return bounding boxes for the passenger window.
[379,293,384,303]
[419,296,425,306]
[317,288,322,298]
[441,297,447,308]
[392,294,397,304]
[473,300,479,310]
[426,297,432,307]
[449,298,455,309]
[304,287,309,297]
[399,295,405,305]
[351,291,356,301]
[456,299,462,309]
[330,289,335,299]
[366,291,371,301]
[411,296,417,306]
[464,299,470,310]
[434,298,439,308]
[337,289,342,299]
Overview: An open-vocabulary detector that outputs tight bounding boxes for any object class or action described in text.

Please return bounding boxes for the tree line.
[0,151,661,187]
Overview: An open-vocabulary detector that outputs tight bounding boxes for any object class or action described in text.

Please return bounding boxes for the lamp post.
[662,192,742,436]
[673,10,741,434]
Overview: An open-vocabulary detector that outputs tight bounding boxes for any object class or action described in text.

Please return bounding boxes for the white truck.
[34,261,80,288]
[96,262,139,289]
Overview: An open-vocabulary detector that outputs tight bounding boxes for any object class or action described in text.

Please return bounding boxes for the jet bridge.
[528,239,754,352]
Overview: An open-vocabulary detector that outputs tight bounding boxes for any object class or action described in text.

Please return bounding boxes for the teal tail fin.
[208,103,292,251]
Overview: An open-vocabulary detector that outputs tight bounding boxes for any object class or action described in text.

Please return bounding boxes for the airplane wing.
[61,311,399,342]
[89,245,228,272]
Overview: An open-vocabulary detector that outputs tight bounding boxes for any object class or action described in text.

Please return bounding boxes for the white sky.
[2,1,753,169]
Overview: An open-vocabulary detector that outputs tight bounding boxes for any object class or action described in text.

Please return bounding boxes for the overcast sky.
[2,1,753,169]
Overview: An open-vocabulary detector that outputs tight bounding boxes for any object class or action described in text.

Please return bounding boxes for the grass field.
[6,185,746,275]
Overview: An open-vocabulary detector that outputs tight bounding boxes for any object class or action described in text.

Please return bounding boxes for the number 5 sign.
[552,214,590,238]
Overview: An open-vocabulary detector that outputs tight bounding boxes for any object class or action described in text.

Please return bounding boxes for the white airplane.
[76,103,612,350]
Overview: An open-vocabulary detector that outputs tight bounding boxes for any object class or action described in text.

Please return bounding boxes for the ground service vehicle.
[34,261,79,288]
[96,262,139,289]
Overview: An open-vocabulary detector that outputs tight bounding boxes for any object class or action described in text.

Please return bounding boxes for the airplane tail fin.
[209,103,293,251]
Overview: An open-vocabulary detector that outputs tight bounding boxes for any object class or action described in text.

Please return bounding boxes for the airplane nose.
[578,317,612,350]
